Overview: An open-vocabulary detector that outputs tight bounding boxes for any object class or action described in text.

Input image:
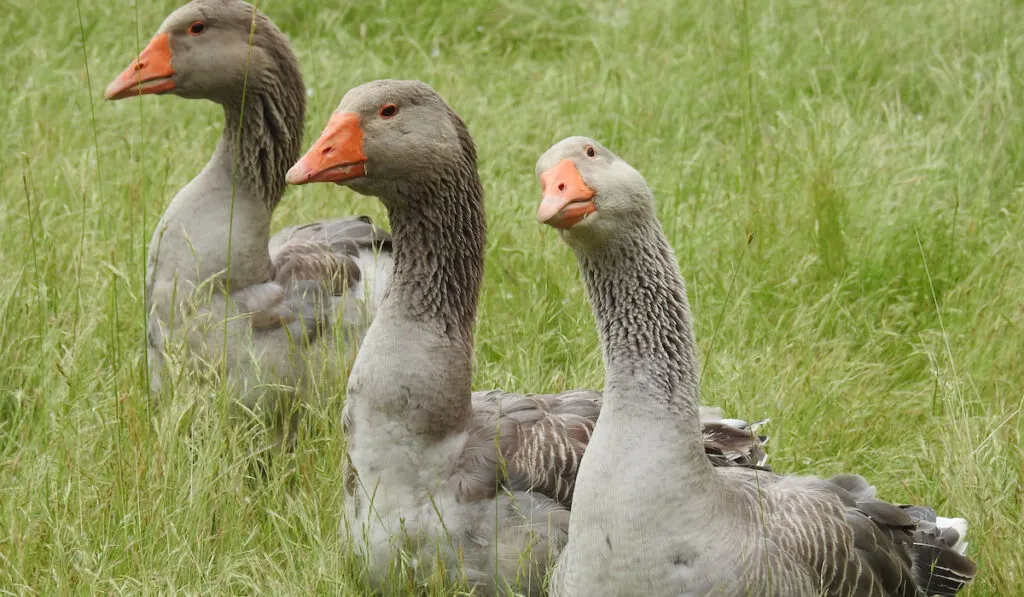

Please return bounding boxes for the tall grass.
[1,0,1021,593]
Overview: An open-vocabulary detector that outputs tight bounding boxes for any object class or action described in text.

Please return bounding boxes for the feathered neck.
[215,31,305,210]
[380,128,485,342]
[572,213,711,470]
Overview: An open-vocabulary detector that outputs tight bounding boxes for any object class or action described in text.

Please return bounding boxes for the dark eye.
[379,104,398,119]
[585,145,596,158]
[188,21,206,36]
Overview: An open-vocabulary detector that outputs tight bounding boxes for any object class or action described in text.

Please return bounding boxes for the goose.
[535,136,977,597]
[103,0,392,426]
[286,79,770,595]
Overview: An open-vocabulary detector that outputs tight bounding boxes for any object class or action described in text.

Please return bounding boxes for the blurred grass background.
[1,0,1022,593]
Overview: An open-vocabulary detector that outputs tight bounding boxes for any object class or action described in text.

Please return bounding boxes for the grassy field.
[2,0,1022,593]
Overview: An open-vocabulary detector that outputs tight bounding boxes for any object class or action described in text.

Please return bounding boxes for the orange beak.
[537,159,595,229]
[104,33,176,100]
[286,112,368,185]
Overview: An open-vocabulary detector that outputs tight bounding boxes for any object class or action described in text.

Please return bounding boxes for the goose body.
[104,0,392,416]
[288,81,769,595]
[536,136,976,597]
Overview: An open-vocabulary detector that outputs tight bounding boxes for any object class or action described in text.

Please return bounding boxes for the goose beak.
[286,112,368,185]
[537,159,596,229]
[104,33,176,100]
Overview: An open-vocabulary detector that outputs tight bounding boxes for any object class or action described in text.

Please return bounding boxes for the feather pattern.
[270,216,393,282]
[697,470,978,596]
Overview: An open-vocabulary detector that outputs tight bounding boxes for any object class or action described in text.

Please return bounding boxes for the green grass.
[2,0,1023,593]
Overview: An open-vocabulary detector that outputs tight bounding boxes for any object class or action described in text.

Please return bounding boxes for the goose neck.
[382,170,485,342]
[574,217,712,469]
[151,54,305,293]
[216,64,305,210]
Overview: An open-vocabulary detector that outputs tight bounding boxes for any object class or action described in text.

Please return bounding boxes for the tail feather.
[903,506,977,596]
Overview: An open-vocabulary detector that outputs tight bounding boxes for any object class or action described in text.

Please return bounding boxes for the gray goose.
[536,136,976,597]
[104,0,392,421]
[286,79,768,595]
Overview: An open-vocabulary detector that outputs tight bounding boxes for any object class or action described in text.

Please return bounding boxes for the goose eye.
[585,145,596,158]
[379,104,398,119]
[188,21,206,36]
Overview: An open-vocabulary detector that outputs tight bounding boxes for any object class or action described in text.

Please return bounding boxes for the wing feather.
[269,215,392,297]
[738,471,973,596]
[230,215,393,338]
[451,389,769,508]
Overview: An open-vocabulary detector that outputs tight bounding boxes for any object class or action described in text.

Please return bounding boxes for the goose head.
[285,79,468,201]
[536,136,653,249]
[104,0,291,104]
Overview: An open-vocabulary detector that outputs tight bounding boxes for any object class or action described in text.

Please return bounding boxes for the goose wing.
[451,390,770,508]
[270,215,392,294]
[740,472,975,596]
[464,389,602,507]
[253,215,392,339]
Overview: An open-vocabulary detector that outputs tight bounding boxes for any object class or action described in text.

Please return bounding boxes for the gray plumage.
[105,0,393,418]
[539,136,976,597]
[290,81,769,596]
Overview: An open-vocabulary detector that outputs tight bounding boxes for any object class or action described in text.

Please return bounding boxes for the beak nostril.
[321,145,333,155]
[557,183,566,192]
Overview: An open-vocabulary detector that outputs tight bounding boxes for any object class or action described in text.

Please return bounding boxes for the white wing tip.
[698,406,770,433]
[936,516,970,554]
